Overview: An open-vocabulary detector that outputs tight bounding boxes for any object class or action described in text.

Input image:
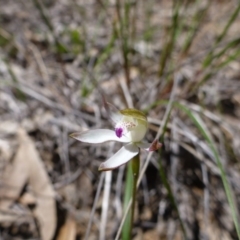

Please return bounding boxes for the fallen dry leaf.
[0,128,56,240]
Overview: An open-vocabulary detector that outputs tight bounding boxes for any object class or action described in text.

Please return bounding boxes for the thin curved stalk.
[122,154,140,240]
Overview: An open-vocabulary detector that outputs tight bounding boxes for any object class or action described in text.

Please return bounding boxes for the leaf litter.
[0,128,56,240]
[1,0,240,239]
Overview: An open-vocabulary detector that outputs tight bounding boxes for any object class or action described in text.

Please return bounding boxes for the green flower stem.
[130,153,140,229]
[122,153,140,240]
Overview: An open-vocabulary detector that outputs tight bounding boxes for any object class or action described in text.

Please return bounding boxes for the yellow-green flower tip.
[120,108,147,122]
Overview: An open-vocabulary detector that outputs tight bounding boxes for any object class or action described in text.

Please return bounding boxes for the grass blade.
[203,2,240,68]
[174,102,240,239]
[158,1,180,77]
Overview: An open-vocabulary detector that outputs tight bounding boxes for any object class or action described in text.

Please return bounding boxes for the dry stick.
[116,0,131,89]
[28,43,50,82]
[19,84,95,122]
[100,171,112,240]
[84,173,105,240]
[194,138,210,238]
[201,164,209,238]
[99,142,114,240]
[119,75,134,108]
[170,117,179,196]
[54,168,82,190]
[118,58,134,239]
[114,75,179,240]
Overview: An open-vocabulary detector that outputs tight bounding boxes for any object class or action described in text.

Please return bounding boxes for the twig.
[84,173,105,240]
[119,74,134,108]
[99,143,114,240]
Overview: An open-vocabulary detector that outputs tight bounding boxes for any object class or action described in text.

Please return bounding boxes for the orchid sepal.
[98,143,139,171]
[70,129,130,144]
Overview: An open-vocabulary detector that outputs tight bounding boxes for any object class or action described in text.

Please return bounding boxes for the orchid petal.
[136,140,162,151]
[99,143,139,171]
[70,129,130,144]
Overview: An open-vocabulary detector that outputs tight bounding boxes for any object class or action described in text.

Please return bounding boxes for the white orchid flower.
[70,108,161,171]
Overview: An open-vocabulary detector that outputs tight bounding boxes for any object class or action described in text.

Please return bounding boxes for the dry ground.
[1,0,240,239]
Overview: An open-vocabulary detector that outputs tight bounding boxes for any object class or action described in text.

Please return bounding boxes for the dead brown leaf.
[0,128,56,240]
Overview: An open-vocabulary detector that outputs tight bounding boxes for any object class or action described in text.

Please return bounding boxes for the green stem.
[122,153,140,240]
[130,154,140,228]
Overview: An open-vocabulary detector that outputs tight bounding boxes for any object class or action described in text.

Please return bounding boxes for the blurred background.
[1,0,240,239]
